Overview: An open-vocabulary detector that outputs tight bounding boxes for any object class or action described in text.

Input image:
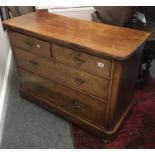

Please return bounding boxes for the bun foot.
[102,139,111,144]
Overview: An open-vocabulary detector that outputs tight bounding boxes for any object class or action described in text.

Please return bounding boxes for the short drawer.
[52,44,112,78]
[13,47,110,100]
[19,68,106,126]
[8,31,51,58]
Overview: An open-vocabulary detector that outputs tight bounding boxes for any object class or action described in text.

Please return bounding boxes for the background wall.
[0,16,12,143]
[0,17,10,95]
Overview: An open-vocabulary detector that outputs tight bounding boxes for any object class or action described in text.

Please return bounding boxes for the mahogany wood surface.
[13,47,110,101]
[8,30,51,58]
[19,69,107,127]
[3,11,149,141]
[3,10,150,60]
[52,43,112,78]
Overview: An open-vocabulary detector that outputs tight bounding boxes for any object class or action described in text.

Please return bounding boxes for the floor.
[0,63,74,149]
[1,60,155,149]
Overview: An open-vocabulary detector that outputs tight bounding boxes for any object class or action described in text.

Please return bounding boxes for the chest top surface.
[3,10,150,60]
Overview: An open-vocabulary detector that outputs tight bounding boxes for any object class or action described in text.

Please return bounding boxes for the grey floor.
[1,60,155,149]
[0,65,74,149]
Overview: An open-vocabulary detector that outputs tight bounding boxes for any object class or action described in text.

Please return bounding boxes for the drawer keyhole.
[97,62,104,68]
[37,44,40,48]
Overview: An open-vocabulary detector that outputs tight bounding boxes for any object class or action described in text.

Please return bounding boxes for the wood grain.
[13,47,110,101]
[4,11,149,140]
[8,30,51,58]
[107,44,144,131]
[19,68,107,127]
[3,10,150,60]
[52,43,112,78]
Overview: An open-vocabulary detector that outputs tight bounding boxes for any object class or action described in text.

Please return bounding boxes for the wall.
[0,17,10,94]
[0,16,12,144]
[48,7,95,21]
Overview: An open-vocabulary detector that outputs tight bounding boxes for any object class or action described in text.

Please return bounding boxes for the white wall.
[0,17,10,94]
[0,16,12,144]
[48,7,95,21]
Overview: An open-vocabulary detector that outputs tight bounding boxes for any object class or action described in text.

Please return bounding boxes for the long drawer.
[13,47,110,101]
[19,68,107,126]
[53,43,112,78]
[8,31,51,58]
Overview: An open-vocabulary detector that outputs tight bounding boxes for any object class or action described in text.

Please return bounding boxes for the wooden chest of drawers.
[3,11,150,141]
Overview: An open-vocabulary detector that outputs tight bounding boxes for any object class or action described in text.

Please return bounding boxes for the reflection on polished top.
[3,10,150,60]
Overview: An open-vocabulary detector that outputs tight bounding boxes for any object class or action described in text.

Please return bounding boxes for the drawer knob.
[74,77,85,85]
[29,60,38,66]
[74,57,85,65]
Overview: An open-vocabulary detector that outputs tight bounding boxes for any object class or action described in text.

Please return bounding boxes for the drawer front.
[54,63,110,100]
[8,31,51,58]
[53,44,112,78]
[13,47,110,100]
[19,69,106,126]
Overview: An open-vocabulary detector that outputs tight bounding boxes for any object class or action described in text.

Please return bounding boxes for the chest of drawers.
[3,11,150,141]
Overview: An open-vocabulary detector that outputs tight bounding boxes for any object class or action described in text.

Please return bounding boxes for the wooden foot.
[102,139,111,144]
